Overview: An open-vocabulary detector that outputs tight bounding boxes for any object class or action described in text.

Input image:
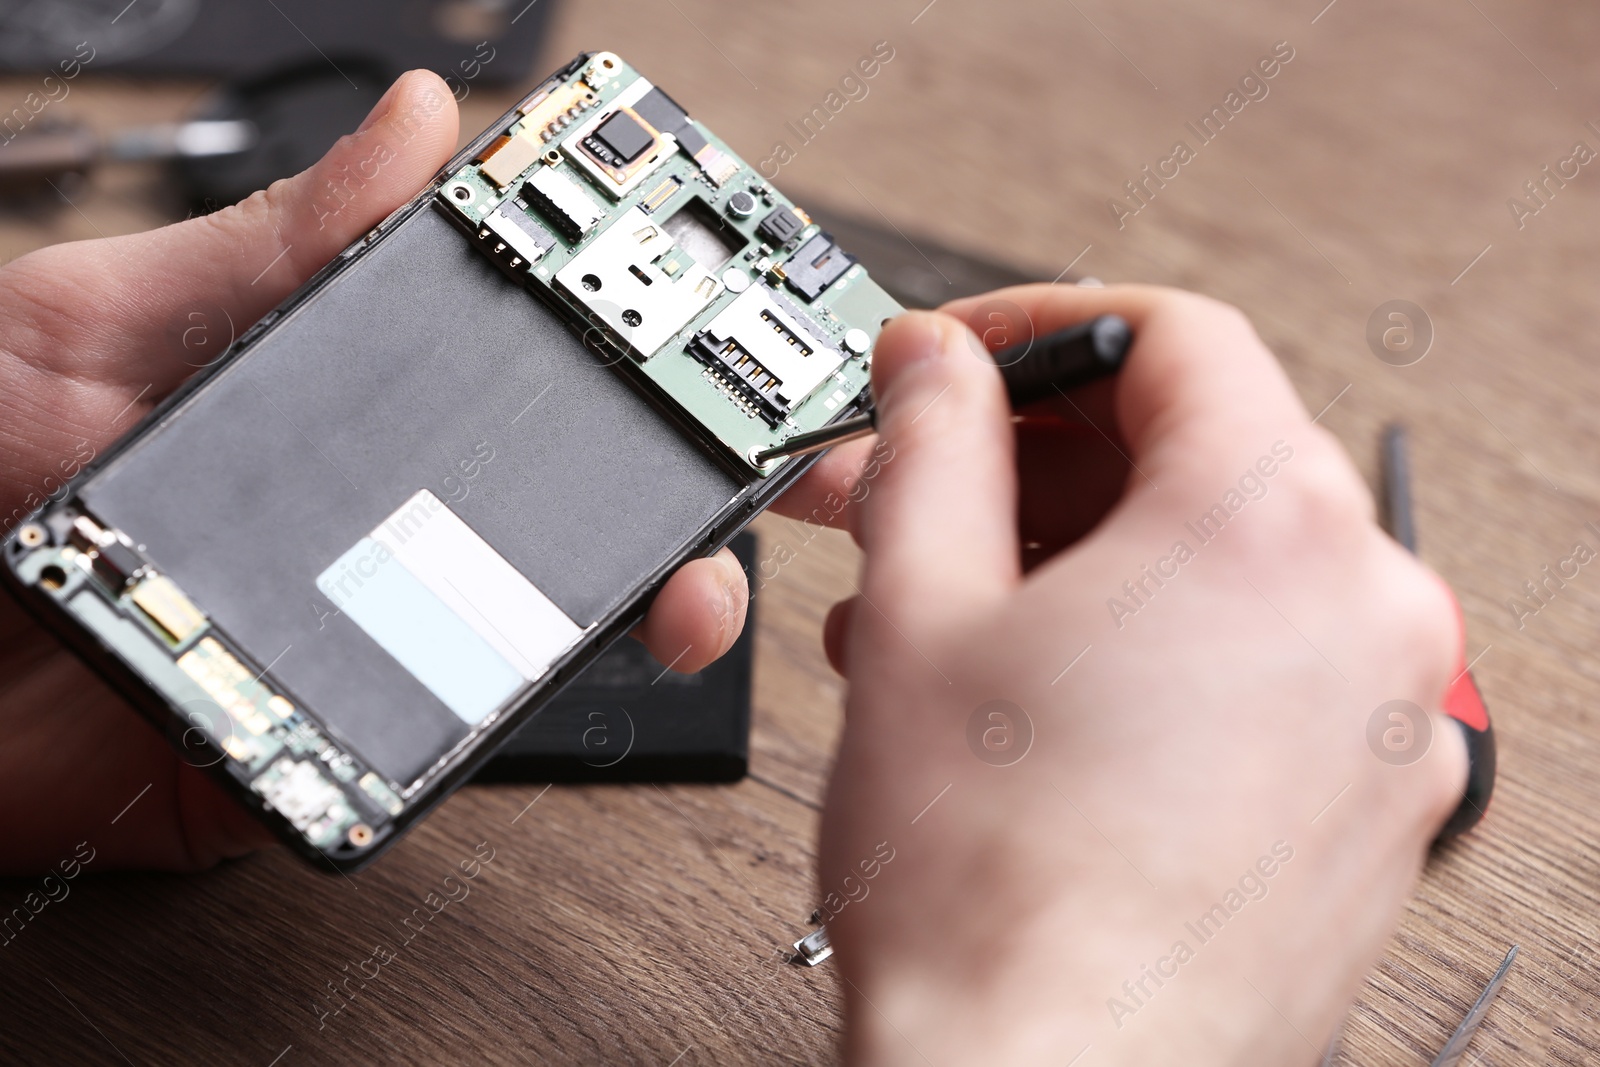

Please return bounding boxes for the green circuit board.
[437,51,901,473]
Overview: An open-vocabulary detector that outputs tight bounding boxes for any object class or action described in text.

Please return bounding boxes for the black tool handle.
[0,127,99,191]
[753,314,1135,466]
[1383,422,1494,841]
[1439,705,1496,841]
[995,314,1132,408]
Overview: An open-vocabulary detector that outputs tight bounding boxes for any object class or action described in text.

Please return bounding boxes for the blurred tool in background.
[1321,945,1518,1067]
[0,0,549,207]
[1429,945,1519,1067]
[0,0,553,83]
[0,62,391,205]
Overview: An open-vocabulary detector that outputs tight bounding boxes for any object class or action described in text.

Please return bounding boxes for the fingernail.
[873,311,959,410]
[893,312,955,368]
[717,560,744,653]
[356,73,407,134]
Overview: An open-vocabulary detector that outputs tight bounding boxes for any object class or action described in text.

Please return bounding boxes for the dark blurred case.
[0,0,554,84]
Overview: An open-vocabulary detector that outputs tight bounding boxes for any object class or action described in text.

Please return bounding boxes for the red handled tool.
[1382,424,1495,838]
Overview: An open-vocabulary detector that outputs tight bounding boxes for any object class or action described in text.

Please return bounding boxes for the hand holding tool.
[752,313,1132,466]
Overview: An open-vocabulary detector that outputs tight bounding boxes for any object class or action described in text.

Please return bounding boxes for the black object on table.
[474,531,757,784]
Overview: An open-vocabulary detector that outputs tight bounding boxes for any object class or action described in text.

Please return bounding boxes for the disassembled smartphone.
[1,52,900,871]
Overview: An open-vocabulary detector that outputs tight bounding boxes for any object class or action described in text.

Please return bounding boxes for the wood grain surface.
[4,0,1600,1063]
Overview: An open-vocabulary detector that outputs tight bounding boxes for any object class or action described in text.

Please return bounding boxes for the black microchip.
[584,110,655,167]
[675,122,709,158]
[756,206,803,247]
[783,232,856,301]
[92,539,146,588]
[632,87,690,137]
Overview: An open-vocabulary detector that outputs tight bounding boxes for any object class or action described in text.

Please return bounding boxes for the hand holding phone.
[0,70,860,873]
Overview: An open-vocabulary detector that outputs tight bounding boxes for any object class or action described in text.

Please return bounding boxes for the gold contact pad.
[477,131,543,189]
[518,80,600,143]
[129,574,206,642]
[178,637,284,737]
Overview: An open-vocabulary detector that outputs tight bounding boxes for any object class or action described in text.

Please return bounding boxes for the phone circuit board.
[437,52,899,472]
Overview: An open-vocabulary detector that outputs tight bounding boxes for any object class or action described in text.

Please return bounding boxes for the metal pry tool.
[751,313,1133,466]
[1429,944,1519,1067]
[1321,943,1518,1065]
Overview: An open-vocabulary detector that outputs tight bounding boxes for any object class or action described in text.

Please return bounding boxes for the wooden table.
[4,1,1600,1062]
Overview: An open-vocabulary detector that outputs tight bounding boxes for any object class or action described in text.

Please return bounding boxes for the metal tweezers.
[1322,944,1518,1066]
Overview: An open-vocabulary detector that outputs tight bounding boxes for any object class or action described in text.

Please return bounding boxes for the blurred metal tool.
[1430,944,1519,1066]
[1322,944,1518,1066]
[1382,422,1417,553]
[0,119,255,193]
[1320,1022,1342,1066]
[1,62,391,208]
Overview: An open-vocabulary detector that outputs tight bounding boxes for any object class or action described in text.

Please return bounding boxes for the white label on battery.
[316,490,583,725]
